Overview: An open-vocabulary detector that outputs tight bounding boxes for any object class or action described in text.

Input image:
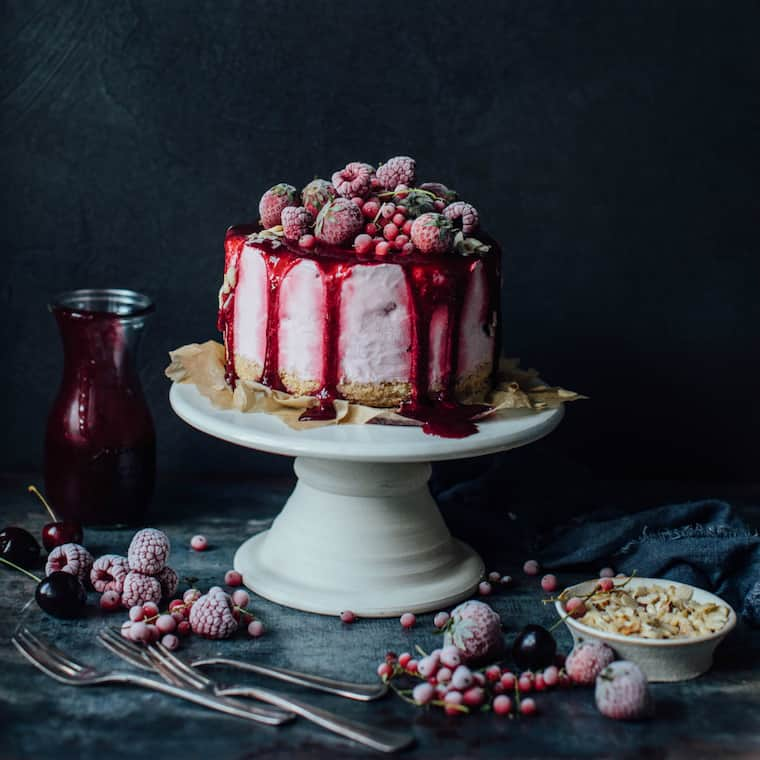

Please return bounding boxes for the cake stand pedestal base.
[234,457,484,617]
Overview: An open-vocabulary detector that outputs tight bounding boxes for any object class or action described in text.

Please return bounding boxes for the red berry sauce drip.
[218,226,501,437]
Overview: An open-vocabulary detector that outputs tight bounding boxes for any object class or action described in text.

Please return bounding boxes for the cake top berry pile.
[255,156,492,257]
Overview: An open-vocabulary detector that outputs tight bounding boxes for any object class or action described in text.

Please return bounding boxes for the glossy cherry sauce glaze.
[218,226,501,438]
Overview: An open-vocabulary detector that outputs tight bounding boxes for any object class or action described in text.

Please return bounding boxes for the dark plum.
[512,624,557,671]
[0,527,41,570]
[35,571,87,619]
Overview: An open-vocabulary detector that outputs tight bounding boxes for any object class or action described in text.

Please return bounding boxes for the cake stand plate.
[170,383,563,617]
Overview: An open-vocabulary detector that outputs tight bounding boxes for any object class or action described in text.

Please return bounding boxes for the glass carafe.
[44,289,156,525]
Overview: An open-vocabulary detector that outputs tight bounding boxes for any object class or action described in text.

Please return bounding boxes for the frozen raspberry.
[259,183,298,228]
[595,661,651,720]
[128,528,170,575]
[122,571,162,608]
[156,565,178,598]
[301,179,337,218]
[90,554,129,593]
[410,213,454,255]
[376,156,416,190]
[45,543,93,585]
[315,198,363,245]
[443,600,503,663]
[281,206,313,240]
[189,586,238,639]
[566,641,616,685]
[332,162,373,198]
[419,181,457,202]
[443,201,480,234]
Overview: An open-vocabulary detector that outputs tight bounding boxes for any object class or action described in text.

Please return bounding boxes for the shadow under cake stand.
[170,383,563,617]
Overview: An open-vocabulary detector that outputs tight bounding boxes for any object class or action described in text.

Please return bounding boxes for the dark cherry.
[0,526,41,570]
[35,571,87,619]
[41,521,83,552]
[512,624,557,671]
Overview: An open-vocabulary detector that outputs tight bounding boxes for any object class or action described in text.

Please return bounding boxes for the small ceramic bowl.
[555,577,737,682]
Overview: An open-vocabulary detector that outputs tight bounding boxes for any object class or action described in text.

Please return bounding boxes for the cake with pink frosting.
[218,156,501,426]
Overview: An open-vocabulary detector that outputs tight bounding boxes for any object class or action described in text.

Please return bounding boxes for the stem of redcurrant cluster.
[27,484,58,521]
[414,644,429,658]
[0,556,42,583]
[234,605,257,620]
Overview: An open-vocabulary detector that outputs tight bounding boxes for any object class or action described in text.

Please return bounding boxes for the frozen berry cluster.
[256,156,491,256]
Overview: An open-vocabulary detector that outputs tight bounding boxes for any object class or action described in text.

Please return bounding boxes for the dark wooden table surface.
[2,472,759,759]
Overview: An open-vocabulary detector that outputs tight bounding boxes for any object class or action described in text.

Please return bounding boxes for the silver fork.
[98,629,414,754]
[98,625,386,701]
[12,627,292,726]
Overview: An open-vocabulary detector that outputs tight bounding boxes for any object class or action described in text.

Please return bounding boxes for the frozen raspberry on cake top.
[90,554,129,593]
[443,600,504,663]
[189,586,239,639]
[332,162,373,198]
[45,543,93,585]
[121,571,162,608]
[259,183,298,228]
[376,156,416,190]
[410,212,454,254]
[281,206,313,241]
[128,528,170,575]
[156,565,178,598]
[301,178,336,218]
[315,197,363,245]
[443,201,480,234]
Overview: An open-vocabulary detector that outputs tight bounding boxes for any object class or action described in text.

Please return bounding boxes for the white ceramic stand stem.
[170,382,564,617]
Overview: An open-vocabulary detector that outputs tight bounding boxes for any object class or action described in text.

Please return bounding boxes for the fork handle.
[218,685,414,753]
[113,673,293,726]
[193,657,388,701]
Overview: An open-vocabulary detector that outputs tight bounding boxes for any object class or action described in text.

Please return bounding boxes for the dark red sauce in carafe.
[44,290,156,525]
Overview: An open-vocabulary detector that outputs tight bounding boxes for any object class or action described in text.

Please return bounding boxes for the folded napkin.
[536,499,760,626]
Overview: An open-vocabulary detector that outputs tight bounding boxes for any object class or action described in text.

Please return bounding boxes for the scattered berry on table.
[541,574,558,592]
[519,697,538,716]
[376,156,416,190]
[595,661,651,720]
[566,641,616,685]
[99,590,121,611]
[493,694,512,715]
[259,183,298,228]
[315,198,363,246]
[500,575,513,586]
[189,587,239,639]
[190,535,208,552]
[340,610,356,624]
[281,206,313,241]
[400,612,416,629]
[301,178,337,218]
[161,634,179,651]
[478,581,492,596]
[232,589,250,608]
[599,567,615,578]
[433,611,450,629]
[247,620,265,638]
[45,543,93,584]
[412,682,434,705]
[444,600,503,663]
[487,571,501,584]
[224,569,243,587]
[127,529,170,575]
[122,572,162,609]
[91,554,129,593]
[523,559,540,576]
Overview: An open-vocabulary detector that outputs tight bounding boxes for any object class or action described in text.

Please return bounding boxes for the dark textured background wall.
[2,1,758,480]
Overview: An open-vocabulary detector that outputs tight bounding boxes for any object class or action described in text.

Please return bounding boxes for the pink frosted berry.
[120,620,133,639]
[412,682,434,705]
[353,233,373,254]
[500,671,516,690]
[443,690,464,716]
[156,614,177,634]
[566,641,616,685]
[247,620,265,638]
[523,559,540,575]
[405,659,418,674]
[377,662,393,679]
[520,697,538,716]
[417,652,440,678]
[437,666,452,683]
[541,574,558,592]
[259,183,298,228]
[599,578,614,592]
[99,590,121,611]
[485,665,502,682]
[190,535,208,552]
[161,633,179,651]
[45,543,93,585]
[383,222,399,241]
[493,694,513,715]
[189,586,238,639]
[281,206,314,240]
[301,178,337,218]
[518,673,533,693]
[543,665,559,686]
[600,567,615,578]
[443,600,503,663]
[129,605,145,622]
[340,610,356,624]
[224,569,243,587]
[142,601,159,618]
[400,612,416,629]
[128,528,170,575]
[299,233,316,249]
[440,645,462,670]
[332,162,373,198]
[487,571,501,583]
[231,589,250,608]
[565,597,587,617]
[375,240,391,256]
[451,665,473,691]
[410,213,454,255]
[595,661,651,720]
[156,566,178,598]
[376,156,416,190]
[315,198,363,246]
[177,620,191,637]
[463,686,485,707]
[443,201,480,234]
[478,581,492,596]
[129,621,150,643]
[433,611,450,629]
[122,571,162,609]
[91,554,129,593]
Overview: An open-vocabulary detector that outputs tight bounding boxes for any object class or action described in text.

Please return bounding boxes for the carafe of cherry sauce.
[44,289,156,526]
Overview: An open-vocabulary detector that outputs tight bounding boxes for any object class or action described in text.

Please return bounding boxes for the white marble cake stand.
[170,382,563,617]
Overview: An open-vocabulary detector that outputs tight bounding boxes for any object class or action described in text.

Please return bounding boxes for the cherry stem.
[27,484,58,521]
[0,555,42,583]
